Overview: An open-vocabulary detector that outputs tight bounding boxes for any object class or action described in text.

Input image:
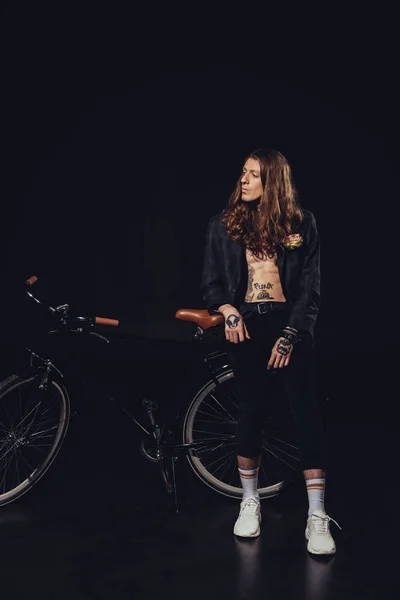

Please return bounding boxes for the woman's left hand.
[267,337,293,370]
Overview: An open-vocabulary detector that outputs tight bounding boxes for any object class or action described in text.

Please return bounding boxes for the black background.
[1,5,398,415]
[0,12,398,597]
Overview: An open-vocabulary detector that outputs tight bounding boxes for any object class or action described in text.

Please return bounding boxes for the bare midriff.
[244,248,286,303]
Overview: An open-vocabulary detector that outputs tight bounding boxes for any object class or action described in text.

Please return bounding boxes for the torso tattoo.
[244,249,286,303]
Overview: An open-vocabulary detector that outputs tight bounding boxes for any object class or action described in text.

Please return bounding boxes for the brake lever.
[54,304,70,316]
[88,331,110,344]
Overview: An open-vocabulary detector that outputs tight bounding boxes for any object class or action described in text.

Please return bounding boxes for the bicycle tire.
[0,374,70,507]
[182,368,301,499]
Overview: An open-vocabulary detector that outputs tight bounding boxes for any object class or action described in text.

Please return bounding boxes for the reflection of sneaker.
[305,510,341,555]
[233,498,261,538]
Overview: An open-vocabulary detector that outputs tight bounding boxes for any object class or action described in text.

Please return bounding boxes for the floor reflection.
[234,536,263,598]
[0,506,38,528]
[234,532,335,599]
[304,553,335,600]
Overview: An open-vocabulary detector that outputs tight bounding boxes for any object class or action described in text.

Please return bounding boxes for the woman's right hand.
[219,305,251,344]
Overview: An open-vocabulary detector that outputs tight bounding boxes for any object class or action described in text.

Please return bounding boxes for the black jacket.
[200,209,321,338]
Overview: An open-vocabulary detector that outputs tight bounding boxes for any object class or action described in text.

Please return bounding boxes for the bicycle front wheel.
[183,368,301,499]
[0,374,70,507]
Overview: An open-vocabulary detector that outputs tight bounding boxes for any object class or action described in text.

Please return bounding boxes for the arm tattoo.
[276,338,291,355]
[226,314,240,329]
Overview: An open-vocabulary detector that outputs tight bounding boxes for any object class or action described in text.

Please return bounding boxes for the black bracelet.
[281,329,299,345]
[284,326,298,333]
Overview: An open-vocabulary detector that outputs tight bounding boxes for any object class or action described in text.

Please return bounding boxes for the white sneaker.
[305,509,341,555]
[233,497,261,538]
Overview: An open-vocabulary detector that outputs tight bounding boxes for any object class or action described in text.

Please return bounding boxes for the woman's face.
[240,158,264,202]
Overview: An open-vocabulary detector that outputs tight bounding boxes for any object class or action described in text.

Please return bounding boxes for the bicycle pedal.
[142,398,158,411]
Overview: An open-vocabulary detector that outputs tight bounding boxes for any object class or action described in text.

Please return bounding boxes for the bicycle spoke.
[29,442,54,448]
[260,462,271,487]
[29,416,65,438]
[17,385,37,429]
[13,446,21,489]
[0,435,10,453]
[13,401,41,433]
[202,448,236,470]
[198,441,229,454]
[3,401,16,433]
[201,400,231,422]
[29,430,59,438]
[262,444,298,470]
[192,430,234,439]
[20,389,57,423]
[208,393,235,422]
[264,440,300,462]
[213,453,236,481]
[227,457,239,486]
[207,453,235,477]
[0,440,22,463]
[26,444,53,455]
[17,386,24,428]
[214,379,240,411]
[263,432,299,450]
[19,403,54,433]
[0,451,13,494]
[193,418,234,425]
[195,409,234,423]
[15,391,57,440]
[225,380,240,406]
[13,448,36,476]
[0,424,13,435]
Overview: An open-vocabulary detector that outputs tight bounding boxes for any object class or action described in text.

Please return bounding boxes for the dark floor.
[0,340,399,599]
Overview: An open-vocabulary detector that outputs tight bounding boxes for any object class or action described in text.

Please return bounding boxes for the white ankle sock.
[239,467,260,501]
[306,478,326,516]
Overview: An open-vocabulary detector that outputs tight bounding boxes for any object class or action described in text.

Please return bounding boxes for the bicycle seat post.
[193,326,204,340]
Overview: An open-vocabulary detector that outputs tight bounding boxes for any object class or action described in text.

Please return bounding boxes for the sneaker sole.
[306,542,336,555]
[233,526,261,538]
[305,528,336,555]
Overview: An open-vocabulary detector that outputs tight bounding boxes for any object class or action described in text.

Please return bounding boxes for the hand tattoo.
[226,314,240,329]
[276,338,291,355]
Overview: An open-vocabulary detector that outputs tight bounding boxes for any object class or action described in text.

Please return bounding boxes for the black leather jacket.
[200,209,321,338]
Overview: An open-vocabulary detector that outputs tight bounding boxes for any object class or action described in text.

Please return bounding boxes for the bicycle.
[0,276,302,513]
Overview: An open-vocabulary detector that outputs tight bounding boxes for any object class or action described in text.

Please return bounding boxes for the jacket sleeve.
[286,212,321,338]
[200,216,230,314]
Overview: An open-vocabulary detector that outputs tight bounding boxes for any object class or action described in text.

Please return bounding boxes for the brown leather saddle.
[175,309,224,330]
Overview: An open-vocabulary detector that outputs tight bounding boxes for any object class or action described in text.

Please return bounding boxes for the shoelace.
[311,513,342,534]
[241,498,260,515]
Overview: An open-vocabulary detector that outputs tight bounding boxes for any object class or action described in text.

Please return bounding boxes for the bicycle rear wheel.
[182,368,301,499]
[0,374,70,506]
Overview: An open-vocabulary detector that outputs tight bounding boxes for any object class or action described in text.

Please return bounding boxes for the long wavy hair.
[221,148,304,258]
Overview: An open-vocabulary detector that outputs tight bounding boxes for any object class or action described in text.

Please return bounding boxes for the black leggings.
[226,302,327,471]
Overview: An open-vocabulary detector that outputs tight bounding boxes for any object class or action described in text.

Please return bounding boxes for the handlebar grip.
[25,276,38,287]
[95,317,119,327]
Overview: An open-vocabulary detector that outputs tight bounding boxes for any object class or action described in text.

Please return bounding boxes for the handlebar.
[95,317,119,327]
[24,275,120,330]
[25,276,38,287]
